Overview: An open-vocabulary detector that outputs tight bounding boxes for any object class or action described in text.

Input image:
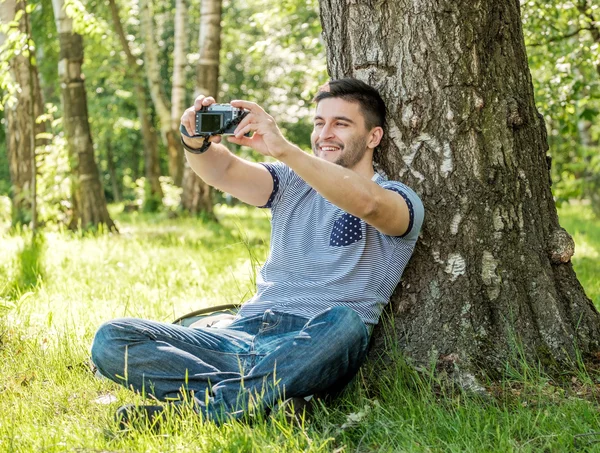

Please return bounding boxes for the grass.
[0,202,599,452]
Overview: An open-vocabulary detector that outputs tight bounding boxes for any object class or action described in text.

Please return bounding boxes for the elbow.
[360,195,380,221]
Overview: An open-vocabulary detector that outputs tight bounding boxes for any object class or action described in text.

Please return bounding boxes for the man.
[91,78,424,426]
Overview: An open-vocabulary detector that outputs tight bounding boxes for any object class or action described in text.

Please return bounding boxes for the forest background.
[0,0,598,224]
[1,0,600,451]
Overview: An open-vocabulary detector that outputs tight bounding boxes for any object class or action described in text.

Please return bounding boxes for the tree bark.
[0,0,44,228]
[180,0,220,216]
[51,0,116,231]
[319,0,600,376]
[169,0,187,186]
[105,141,121,202]
[107,0,163,209]
[139,0,184,186]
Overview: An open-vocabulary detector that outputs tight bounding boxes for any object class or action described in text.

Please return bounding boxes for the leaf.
[579,108,599,122]
[93,393,118,405]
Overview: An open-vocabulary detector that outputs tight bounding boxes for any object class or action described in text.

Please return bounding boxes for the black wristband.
[180,136,212,154]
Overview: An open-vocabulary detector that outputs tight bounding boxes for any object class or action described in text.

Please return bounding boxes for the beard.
[312,136,369,169]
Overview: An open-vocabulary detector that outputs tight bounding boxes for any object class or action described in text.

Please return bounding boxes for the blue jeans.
[91,306,370,420]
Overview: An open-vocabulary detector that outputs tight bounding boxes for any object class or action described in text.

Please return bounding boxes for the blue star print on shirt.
[330,213,363,246]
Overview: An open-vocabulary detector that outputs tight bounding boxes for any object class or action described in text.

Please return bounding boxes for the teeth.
[321,147,339,151]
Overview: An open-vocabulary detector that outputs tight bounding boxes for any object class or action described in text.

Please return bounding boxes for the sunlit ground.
[0,199,599,452]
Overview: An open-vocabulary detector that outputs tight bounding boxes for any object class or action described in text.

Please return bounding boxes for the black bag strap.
[172,303,241,325]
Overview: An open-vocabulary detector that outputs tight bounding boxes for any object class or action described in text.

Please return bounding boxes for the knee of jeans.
[90,319,131,369]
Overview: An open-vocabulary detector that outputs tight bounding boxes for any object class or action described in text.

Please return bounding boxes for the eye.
[336,122,349,127]
[314,121,324,128]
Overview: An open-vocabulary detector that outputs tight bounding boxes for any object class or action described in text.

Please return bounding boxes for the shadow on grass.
[3,232,46,301]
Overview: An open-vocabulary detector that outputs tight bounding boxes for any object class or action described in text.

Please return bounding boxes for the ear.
[367,126,384,149]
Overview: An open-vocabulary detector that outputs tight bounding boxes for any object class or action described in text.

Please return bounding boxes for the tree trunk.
[107,0,163,210]
[139,0,184,186]
[169,0,187,186]
[106,141,121,202]
[180,0,220,216]
[51,0,116,231]
[0,0,44,228]
[319,0,600,376]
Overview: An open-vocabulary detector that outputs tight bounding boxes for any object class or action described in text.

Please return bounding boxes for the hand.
[226,100,291,159]
[180,95,222,147]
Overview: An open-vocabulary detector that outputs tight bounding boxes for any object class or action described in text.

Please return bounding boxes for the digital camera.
[182,104,248,137]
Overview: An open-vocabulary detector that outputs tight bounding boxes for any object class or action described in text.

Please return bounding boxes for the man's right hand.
[180,95,223,148]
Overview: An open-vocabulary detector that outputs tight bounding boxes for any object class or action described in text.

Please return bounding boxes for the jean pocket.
[329,213,363,247]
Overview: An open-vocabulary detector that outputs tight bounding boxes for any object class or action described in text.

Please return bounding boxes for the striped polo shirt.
[236,162,424,326]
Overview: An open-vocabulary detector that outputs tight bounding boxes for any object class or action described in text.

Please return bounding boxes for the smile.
[318,144,342,152]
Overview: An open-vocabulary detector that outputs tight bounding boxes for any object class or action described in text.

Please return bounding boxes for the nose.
[319,123,335,141]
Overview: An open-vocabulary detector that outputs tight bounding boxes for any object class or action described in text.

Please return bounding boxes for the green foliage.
[219,0,327,152]
[35,106,73,226]
[523,0,600,212]
[2,231,46,301]
[30,0,60,106]
[0,5,32,111]
[557,202,600,306]
[0,113,10,196]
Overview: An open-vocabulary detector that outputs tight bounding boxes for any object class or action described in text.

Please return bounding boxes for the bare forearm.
[278,147,378,218]
[183,141,235,185]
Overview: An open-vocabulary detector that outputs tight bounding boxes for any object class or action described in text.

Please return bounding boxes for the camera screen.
[199,114,223,133]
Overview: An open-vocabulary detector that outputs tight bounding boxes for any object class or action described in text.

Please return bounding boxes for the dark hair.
[313,78,386,130]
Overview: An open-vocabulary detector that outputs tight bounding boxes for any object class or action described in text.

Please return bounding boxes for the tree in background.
[219,0,326,150]
[51,0,115,230]
[0,0,45,229]
[319,0,600,378]
[107,0,164,211]
[524,0,600,215]
[170,0,187,186]
[180,0,219,216]
[139,0,184,186]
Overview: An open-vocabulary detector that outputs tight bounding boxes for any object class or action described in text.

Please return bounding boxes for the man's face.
[311,98,373,169]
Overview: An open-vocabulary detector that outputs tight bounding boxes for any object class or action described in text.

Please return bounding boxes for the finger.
[227,135,252,147]
[234,124,254,139]
[202,96,216,107]
[233,113,253,136]
[181,107,197,136]
[210,135,222,144]
[193,95,206,111]
[230,100,264,114]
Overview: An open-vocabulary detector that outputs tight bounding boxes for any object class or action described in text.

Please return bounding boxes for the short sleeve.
[380,181,424,240]
[258,162,295,209]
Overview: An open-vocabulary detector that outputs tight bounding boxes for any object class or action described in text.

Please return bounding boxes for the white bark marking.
[481,251,501,300]
[389,120,426,181]
[519,170,532,197]
[518,203,524,234]
[445,253,466,281]
[450,213,462,235]
[387,120,408,156]
[51,0,73,33]
[432,250,445,264]
[493,208,504,231]
[401,103,414,128]
[441,142,453,177]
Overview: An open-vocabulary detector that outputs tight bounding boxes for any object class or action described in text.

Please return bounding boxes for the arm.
[180,96,273,207]
[278,149,411,237]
